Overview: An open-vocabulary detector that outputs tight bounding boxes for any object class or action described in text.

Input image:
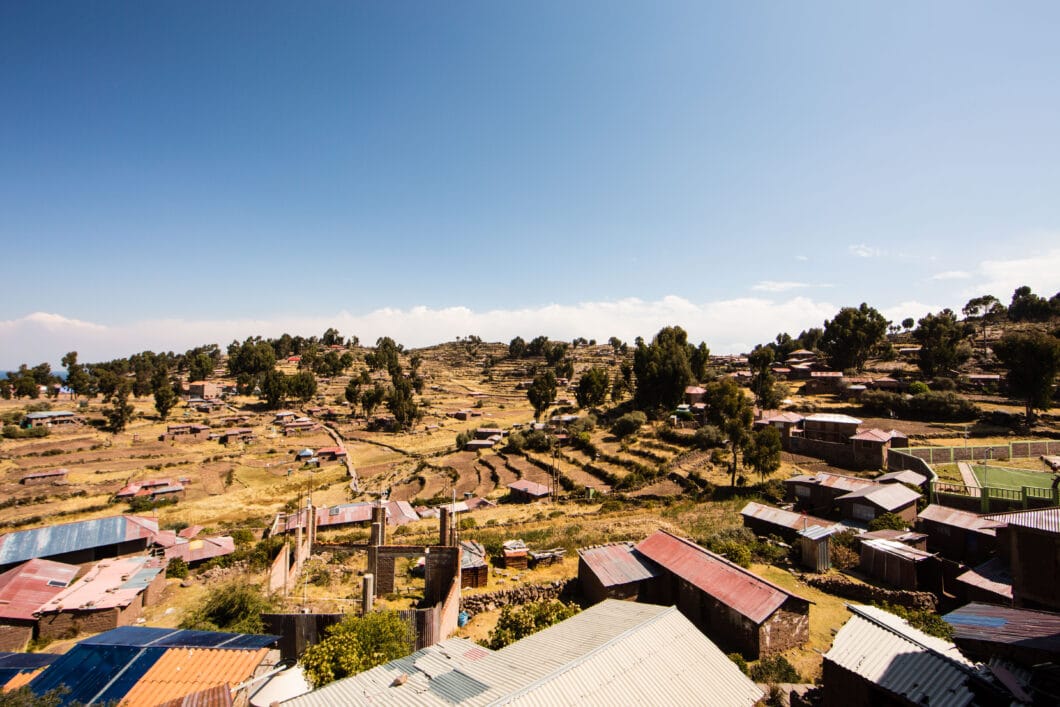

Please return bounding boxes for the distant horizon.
[3,4,1059,368]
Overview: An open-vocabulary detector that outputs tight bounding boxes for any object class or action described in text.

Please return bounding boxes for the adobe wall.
[759,599,810,657]
[38,607,122,640]
[0,623,33,652]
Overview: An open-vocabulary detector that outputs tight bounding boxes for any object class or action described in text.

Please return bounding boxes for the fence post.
[980,488,991,514]
[362,573,374,615]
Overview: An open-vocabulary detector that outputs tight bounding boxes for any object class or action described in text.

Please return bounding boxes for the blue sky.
[2,2,1059,365]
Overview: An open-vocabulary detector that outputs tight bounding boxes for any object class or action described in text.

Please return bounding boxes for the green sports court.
[972,464,1057,491]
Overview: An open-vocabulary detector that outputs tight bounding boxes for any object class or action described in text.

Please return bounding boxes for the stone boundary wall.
[460,578,578,618]
[802,574,937,611]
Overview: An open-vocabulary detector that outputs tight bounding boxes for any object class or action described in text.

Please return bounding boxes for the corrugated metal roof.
[798,525,834,540]
[121,647,268,707]
[875,469,927,486]
[859,529,927,545]
[635,530,808,624]
[945,602,1060,651]
[507,480,550,497]
[740,502,834,532]
[837,483,920,510]
[164,536,237,564]
[918,505,1002,535]
[953,558,1012,600]
[804,413,862,424]
[20,468,69,480]
[78,626,277,649]
[784,472,876,493]
[825,605,975,707]
[860,538,935,562]
[576,542,662,587]
[0,652,60,670]
[850,428,901,442]
[156,683,234,707]
[984,506,1060,534]
[283,601,762,707]
[38,557,164,613]
[460,540,487,570]
[0,515,158,567]
[0,558,80,620]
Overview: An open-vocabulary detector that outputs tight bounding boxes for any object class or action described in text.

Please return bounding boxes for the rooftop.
[785,471,877,493]
[945,602,1060,653]
[635,530,809,624]
[804,413,863,424]
[508,479,550,497]
[577,542,662,587]
[739,501,834,532]
[0,515,159,567]
[120,647,269,707]
[837,483,920,510]
[38,556,164,612]
[918,505,1003,535]
[0,558,79,620]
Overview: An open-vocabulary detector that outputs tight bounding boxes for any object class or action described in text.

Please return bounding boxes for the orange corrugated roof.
[120,647,267,707]
[3,669,43,692]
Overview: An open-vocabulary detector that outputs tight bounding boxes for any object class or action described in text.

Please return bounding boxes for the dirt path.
[322,423,358,492]
[957,461,981,496]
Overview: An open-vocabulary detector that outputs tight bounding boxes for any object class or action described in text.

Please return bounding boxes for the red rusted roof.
[635,530,809,624]
[785,472,876,493]
[740,502,834,532]
[984,506,1060,535]
[164,536,236,564]
[918,505,1002,535]
[20,468,68,481]
[577,542,662,587]
[0,558,79,620]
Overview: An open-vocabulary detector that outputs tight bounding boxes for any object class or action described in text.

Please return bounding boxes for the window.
[852,503,875,521]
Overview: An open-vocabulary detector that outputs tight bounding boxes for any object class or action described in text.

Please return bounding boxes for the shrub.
[907,381,930,395]
[612,411,647,438]
[867,512,910,531]
[860,390,978,421]
[180,581,273,633]
[166,557,189,579]
[874,602,953,640]
[300,611,413,687]
[831,543,860,570]
[485,600,580,650]
[693,424,725,450]
[727,652,749,675]
[750,655,801,683]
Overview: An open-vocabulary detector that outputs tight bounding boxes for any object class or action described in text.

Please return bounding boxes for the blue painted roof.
[79,625,279,649]
[119,564,165,592]
[28,628,279,705]
[0,516,156,566]
[0,652,59,683]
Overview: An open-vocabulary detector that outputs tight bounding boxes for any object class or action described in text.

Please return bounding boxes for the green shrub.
[873,602,953,640]
[727,652,749,675]
[180,581,273,633]
[612,411,647,438]
[166,557,189,579]
[907,381,930,395]
[750,655,801,683]
[300,611,413,687]
[868,512,910,531]
[693,424,725,450]
[484,600,580,650]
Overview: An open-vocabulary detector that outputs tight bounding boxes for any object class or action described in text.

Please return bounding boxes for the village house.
[160,423,211,442]
[152,529,236,567]
[753,411,805,440]
[945,602,1060,669]
[823,605,980,707]
[875,468,928,489]
[274,411,298,423]
[283,417,321,435]
[115,478,186,502]
[460,540,489,589]
[577,542,663,604]
[684,385,706,404]
[848,428,909,468]
[954,557,1013,605]
[20,625,278,706]
[801,413,862,443]
[221,427,255,444]
[835,483,920,524]
[20,411,84,430]
[315,446,346,461]
[507,479,550,502]
[0,559,79,651]
[280,600,763,707]
[186,381,221,400]
[0,515,159,572]
[858,538,942,592]
[983,506,1060,612]
[739,501,835,543]
[36,556,166,640]
[594,530,813,659]
[18,468,68,486]
[916,504,1002,565]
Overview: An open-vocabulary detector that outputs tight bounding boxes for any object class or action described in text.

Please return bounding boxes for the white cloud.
[849,243,883,258]
[794,255,809,262]
[751,281,833,293]
[0,297,843,366]
[971,247,1060,300]
[930,270,971,281]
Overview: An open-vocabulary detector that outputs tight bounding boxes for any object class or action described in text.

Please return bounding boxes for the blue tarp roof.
[0,516,155,566]
[28,627,279,705]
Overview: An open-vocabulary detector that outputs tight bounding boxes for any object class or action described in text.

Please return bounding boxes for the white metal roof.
[283,601,762,707]
[825,605,974,707]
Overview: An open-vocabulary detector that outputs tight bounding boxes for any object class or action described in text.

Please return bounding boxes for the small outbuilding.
[577,542,663,604]
[460,540,489,589]
[858,538,942,592]
[507,479,550,503]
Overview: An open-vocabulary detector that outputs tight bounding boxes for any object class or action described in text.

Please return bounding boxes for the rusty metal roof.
[861,538,935,562]
[785,471,876,493]
[508,479,550,497]
[954,558,1012,600]
[945,602,1060,651]
[38,556,164,613]
[875,469,927,486]
[635,530,809,624]
[837,483,920,510]
[164,536,237,564]
[121,647,267,707]
[577,542,662,587]
[19,468,68,480]
[0,558,79,620]
[984,506,1060,535]
[918,505,1002,535]
[0,515,158,567]
[740,502,834,532]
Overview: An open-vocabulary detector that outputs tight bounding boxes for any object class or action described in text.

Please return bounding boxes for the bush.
[693,424,725,450]
[727,652,749,675]
[750,655,801,683]
[300,611,414,687]
[2,425,49,439]
[831,543,860,570]
[166,557,189,579]
[485,600,580,650]
[612,411,647,438]
[874,602,953,640]
[860,390,978,421]
[180,581,273,633]
[868,512,910,531]
[907,381,930,395]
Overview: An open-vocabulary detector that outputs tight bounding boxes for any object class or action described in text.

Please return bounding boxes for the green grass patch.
[972,464,1056,490]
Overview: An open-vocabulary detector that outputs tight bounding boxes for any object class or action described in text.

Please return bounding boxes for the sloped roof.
[163,536,237,564]
[825,605,975,707]
[0,558,79,620]
[635,530,809,624]
[850,428,905,442]
[945,602,1060,653]
[918,505,1002,535]
[984,506,1060,535]
[0,653,58,688]
[804,413,862,424]
[860,538,935,563]
[577,542,662,587]
[508,479,550,497]
[283,601,763,707]
[156,684,234,707]
[740,502,834,532]
[121,647,268,707]
[38,556,165,613]
[0,515,158,567]
[954,558,1013,600]
[837,483,920,511]
[784,472,876,493]
[875,469,928,486]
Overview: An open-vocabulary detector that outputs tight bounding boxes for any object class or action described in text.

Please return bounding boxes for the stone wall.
[460,579,578,618]
[802,574,937,611]
[38,607,122,640]
[0,624,33,652]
